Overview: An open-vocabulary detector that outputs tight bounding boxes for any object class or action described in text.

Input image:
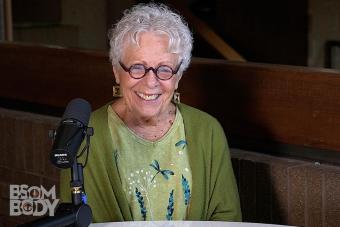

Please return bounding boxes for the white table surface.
[90,221,295,227]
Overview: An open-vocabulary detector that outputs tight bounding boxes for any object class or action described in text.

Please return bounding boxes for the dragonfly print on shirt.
[175,140,187,149]
[149,160,175,183]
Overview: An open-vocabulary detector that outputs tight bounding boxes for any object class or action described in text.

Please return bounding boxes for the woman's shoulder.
[88,102,111,127]
[178,103,227,149]
[86,103,112,146]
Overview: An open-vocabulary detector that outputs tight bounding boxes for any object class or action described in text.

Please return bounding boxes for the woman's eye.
[130,64,145,72]
[158,66,173,73]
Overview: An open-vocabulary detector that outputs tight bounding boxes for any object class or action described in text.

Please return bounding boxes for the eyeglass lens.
[129,64,174,80]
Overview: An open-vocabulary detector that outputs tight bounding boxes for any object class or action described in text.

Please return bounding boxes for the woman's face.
[113,32,181,120]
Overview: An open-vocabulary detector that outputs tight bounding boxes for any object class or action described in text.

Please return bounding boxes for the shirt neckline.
[107,105,182,147]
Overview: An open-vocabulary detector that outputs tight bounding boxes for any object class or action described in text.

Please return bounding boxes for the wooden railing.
[1,42,340,156]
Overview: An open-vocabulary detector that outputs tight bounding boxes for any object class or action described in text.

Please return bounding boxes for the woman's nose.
[143,70,160,87]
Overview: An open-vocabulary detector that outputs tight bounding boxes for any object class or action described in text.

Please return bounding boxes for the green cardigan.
[60,103,242,222]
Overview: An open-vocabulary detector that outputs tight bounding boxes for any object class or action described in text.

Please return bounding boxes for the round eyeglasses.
[119,60,182,80]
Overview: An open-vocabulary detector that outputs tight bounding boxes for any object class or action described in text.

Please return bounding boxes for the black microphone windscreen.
[62,98,92,125]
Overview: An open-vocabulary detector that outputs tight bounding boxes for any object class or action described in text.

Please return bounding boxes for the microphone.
[19,99,94,226]
[50,98,92,169]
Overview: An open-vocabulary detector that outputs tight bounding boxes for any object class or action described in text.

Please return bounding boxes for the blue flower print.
[135,187,147,220]
[182,175,191,205]
[166,189,174,220]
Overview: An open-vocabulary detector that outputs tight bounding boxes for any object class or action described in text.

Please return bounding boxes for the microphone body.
[50,98,91,169]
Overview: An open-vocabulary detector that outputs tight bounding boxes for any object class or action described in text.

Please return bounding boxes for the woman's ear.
[113,66,120,84]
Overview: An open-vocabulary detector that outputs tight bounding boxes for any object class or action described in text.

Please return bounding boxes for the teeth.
[137,92,159,101]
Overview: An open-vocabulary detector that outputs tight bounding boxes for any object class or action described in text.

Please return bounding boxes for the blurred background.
[1,0,339,69]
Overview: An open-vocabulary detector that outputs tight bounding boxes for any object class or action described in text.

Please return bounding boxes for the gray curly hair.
[108,3,193,76]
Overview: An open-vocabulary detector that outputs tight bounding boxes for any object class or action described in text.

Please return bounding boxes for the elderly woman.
[61,3,241,222]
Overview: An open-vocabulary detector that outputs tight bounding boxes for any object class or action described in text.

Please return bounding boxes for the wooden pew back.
[1,42,340,153]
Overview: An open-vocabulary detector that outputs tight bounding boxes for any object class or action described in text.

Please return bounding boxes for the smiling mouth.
[136,92,160,101]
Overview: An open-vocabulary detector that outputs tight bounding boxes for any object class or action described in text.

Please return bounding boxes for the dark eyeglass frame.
[119,60,182,80]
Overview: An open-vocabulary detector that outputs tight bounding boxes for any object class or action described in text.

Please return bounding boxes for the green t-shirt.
[107,106,192,221]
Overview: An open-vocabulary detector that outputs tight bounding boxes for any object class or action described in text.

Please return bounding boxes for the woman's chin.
[134,102,171,119]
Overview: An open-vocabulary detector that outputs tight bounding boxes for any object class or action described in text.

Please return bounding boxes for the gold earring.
[113,85,122,97]
[173,91,180,104]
